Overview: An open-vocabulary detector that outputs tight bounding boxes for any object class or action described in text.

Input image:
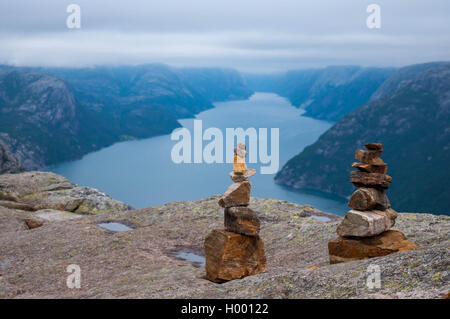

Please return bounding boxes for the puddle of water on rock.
[97,222,133,232]
[176,251,206,267]
[310,215,331,222]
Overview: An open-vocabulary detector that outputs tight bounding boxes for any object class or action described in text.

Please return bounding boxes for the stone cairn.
[328,143,419,263]
[204,143,266,282]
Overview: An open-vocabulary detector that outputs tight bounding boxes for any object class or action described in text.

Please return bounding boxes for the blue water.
[48,93,348,215]
[176,251,206,267]
[98,222,133,232]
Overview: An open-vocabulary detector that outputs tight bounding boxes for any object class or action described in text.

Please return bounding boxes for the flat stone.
[355,150,383,164]
[229,169,256,182]
[350,171,392,189]
[328,230,419,264]
[364,143,383,151]
[348,188,390,210]
[218,181,251,208]
[224,207,260,236]
[204,229,266,283]
[336,209,398,237]
[352,162,387,174]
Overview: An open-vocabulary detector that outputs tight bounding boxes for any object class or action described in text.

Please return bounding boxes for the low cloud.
[0,0,449,72]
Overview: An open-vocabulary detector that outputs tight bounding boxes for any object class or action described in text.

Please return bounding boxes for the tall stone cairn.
[204,143,266,282]
[328,143,419,264]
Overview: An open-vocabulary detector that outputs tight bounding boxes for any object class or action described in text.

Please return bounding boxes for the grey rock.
[337,209,398,237]
[0,171,132,215]
[229,169,256,182]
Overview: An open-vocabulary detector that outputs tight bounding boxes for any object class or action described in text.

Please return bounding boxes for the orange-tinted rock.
[348,188,390,210]
[233,155,247,174]
[442,291,450,299]
[364,143,383,151]
[224,207,260,236]
[23,218,44,229]
[204,229,266,282]
[355,150,384,164]
[218,181,251,208]
[350,171,392,189]
[328,230,419,264]
[352,162,387,174]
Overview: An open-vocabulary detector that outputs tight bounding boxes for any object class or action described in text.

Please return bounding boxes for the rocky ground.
[0,172,448,299]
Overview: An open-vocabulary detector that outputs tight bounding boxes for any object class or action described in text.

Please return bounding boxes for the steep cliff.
[0,139,23,174]
[0,64,254,169]
[275,63,450,214]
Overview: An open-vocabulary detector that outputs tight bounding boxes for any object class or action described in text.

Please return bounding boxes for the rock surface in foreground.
[0,196,448,299]
[204,229,266,283]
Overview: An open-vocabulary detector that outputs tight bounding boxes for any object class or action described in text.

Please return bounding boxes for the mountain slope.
[275,63,450,214]
[245,66,396,121]
[180,67,253,102]
[0,139,23,174]
[0,65,254,169]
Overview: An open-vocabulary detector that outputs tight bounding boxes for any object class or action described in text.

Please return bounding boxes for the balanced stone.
[348,187,390,210]
[364,143,383,151]
[328,230,419,264]
[233,143,247,174]
[204,229,266,283]
[224,207,260,236]
[336,209,398,237]
[355,150,384,164]
[352,162,387,174]
[218,181,251,208]
[229,169,256,183]
[350,171,392,189]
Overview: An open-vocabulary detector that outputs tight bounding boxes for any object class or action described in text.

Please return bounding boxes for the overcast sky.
[0,0,449,72]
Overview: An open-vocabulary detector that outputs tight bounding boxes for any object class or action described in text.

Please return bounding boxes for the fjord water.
[49,93,348,215]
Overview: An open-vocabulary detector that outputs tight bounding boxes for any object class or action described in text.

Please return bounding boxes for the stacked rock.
[204,143,266,283]
[328,143,418,264]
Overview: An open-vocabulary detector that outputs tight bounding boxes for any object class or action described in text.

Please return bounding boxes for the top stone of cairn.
[233,143,247,174]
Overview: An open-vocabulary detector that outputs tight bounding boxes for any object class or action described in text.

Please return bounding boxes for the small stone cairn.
[328,143,419,263]
[204,143,266,282]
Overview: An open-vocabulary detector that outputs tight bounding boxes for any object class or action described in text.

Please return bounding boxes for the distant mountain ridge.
[275,62,450,215]
[180,67,253,102]
[0,64,253,169]
[245,66,396,121]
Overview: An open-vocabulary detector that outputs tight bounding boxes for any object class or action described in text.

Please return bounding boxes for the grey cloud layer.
[0,0,449,71]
